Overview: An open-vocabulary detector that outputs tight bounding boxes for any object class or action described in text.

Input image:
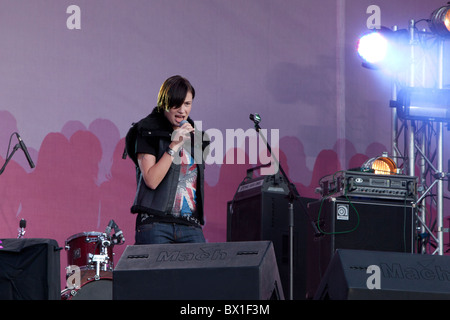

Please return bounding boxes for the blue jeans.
[135,222,205,244]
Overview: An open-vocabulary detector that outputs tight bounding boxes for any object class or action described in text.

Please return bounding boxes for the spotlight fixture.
[357,27,408,70]
[361,152,398,175]
[394,87,450,122]
[429,4,450,37]
[357,31,389,66]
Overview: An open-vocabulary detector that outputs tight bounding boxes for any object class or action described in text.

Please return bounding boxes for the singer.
[125,75,209,244]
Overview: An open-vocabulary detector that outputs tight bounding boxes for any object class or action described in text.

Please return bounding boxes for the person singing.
[125,75,209,244]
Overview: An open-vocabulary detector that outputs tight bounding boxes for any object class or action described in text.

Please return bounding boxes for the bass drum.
[61,270,112,300]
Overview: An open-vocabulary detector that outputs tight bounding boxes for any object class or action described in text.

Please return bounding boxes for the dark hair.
[156,75,195,111]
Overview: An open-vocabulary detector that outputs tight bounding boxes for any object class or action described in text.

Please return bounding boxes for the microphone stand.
[250,114,319,300]
[0,144,20,175]
[0,133,35,175]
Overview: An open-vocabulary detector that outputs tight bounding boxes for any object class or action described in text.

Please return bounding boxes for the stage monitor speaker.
[315,249,450,300]
[113,241,284,300]
[226,173,315,300]
[306,197,415,298]
[0,238,61,300]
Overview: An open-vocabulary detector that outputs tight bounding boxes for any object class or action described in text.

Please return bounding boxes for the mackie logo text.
[156,247,227,262]
[381,263,450,281]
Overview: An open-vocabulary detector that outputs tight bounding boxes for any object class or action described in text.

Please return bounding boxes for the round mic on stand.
[17,218,26,239]
[249,113,261,124]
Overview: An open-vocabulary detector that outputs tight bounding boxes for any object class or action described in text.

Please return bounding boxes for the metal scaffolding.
[391,20,448,255]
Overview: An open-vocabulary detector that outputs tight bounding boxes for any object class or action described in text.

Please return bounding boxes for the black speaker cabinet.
[0,238,61,300]
[226,174,315,300]
[113,241,284,300]
[315,249,450,300]
[306,197,415,298]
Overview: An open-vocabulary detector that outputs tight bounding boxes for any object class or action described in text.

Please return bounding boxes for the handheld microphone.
[16,134,35,168]
[179,120,194,142]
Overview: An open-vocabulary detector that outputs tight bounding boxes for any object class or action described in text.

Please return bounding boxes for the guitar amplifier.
[306,197,416,298]
[227,173,292,241]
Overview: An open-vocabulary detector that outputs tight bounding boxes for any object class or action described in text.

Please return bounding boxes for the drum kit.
[60,219,125,300]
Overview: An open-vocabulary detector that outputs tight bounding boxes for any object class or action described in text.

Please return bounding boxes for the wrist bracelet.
[166,146,176,157]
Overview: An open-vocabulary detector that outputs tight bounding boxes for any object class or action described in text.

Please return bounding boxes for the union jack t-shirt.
[172,148,198,219]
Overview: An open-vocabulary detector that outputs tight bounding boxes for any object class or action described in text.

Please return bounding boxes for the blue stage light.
[395,87,450,122]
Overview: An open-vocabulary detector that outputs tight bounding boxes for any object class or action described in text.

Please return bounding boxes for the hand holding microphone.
[171,120,194,149]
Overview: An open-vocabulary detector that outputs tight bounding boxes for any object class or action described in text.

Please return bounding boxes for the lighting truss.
[358,5,450,255]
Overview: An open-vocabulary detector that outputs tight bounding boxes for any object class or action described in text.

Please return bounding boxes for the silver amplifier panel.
[319,171,417,201]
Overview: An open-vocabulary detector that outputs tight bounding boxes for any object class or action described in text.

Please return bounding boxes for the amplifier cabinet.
[0,238,61,300]
[226,174,315,300]
[306,197,416,298]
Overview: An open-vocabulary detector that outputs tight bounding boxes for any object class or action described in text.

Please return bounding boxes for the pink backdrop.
[0,0,449,289]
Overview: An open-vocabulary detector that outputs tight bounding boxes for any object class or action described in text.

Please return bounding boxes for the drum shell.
[65,232,114,270]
